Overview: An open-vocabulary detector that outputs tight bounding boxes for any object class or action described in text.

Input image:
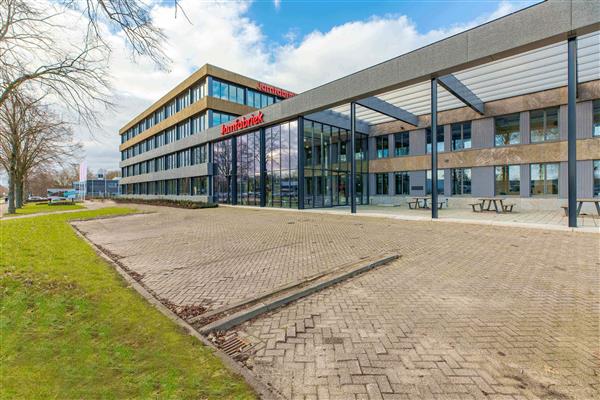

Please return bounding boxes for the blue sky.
[248,0,540,48]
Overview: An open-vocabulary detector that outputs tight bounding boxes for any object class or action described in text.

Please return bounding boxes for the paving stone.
[76,206,599,400]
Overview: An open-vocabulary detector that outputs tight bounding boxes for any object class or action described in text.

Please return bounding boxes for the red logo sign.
[257,82,295,99]
[221,112,264,136]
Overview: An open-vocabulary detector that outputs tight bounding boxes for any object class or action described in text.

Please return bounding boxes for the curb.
[71,224,279,400]
[199,254,400,334]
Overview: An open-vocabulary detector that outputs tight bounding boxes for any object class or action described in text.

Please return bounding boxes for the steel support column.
[259,128,267,207]
[431,78,438,219]
[297,117,305,209]
[350,102,357,214]
[567,37,578,228]
[231,136,238,205]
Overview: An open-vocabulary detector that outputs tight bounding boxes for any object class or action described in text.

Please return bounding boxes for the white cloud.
[274,0,281,11]
[66,0,522,173]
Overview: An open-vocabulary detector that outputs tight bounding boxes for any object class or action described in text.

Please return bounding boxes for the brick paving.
[74,205,599,400]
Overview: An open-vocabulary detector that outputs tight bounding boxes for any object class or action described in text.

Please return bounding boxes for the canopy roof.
[331,31,600,125]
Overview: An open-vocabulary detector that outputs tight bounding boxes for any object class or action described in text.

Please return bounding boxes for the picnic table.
[408,196,445,210]
[472,197,514,213]
[561,198,600,216]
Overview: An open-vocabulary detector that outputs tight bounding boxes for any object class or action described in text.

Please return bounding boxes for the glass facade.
[265,121,299,208]
[212,78,245,105]
[237,131,261,206]
[375,173,388,195]
[214,122,300,208]
[214,137,234,203]
[376,136,389,158]
[451,122,471,151]
[530,163,559,196]
[495,165,521,195]
[495,114,521,146]
[451,168,471,195]
[303,119,368,208]
[530,107,559,142]
[426,170,444,195]
[394,171,410,195]
[394,132,409,156]
[426,126,444,153]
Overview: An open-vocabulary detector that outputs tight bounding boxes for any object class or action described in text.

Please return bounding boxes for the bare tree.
[66,0,171,69]
[0,90,81,212]
[1,0,175,126]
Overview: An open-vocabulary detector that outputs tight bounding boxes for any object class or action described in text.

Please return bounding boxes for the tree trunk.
[16,179,24,208]
[8,171,16,214]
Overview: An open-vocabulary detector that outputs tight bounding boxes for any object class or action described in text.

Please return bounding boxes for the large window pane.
[376,173,388,195]
[495,165,520,195]
[426,170,444,195]
[451,122,471,151]
[495,114,521,146]
[530,163,559,196]
[530,107,559,142]
[451,168,471,195]
[395,171,409,195]
[394,132,409,156]
[376,136,389,158]
[426,127,444,153]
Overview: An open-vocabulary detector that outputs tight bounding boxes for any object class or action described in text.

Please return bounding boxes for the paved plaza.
[74,205,599,400]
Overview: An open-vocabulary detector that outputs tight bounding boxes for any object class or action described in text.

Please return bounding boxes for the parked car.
[27,196,47,202]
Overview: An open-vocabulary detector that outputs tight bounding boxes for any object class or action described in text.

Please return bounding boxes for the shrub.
[114,197,218,209]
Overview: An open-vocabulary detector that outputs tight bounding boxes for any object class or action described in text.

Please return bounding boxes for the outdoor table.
[567,198,600,216]
[478,197,507,213]
[411,196,431,209]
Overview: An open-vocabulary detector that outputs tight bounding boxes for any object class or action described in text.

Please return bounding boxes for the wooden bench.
[561,205,569,216]
[437,202,445,209]
[502,203,515,212]
[469,202,483,212]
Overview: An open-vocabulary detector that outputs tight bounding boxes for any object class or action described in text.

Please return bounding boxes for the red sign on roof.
[257,82,295,99]
[221,112,264,136]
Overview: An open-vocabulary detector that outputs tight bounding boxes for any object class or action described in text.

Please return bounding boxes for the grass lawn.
[0,207,256,399]
[3,202,85,217]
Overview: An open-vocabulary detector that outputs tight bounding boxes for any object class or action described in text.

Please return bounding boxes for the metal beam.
[567,37,577,228]
[437,74,485,115]
[297,118,305,210]
[431,79,438,219]
[350,103,357,214]
[355,97,418,126]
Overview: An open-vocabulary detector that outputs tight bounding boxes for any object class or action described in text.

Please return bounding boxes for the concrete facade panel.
[471,166,495,197]
[409,171,426,196]
[471,117,494,149]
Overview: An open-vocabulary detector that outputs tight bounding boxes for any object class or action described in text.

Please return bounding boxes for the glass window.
[394,171,409,195]
[530,163,559,196]
[426,170,444,195]
[376,136,389,158]
[394,132,409,156]
[451,168,471,195]
[593,100,600,137]
[593,160,600,197]
[451,122,471,151]
[495,114,520,146]
[530,107,559,142]
[426,126,444,153]
[192,176,208,195]
[495,165,520,195]
[376,173,388,195]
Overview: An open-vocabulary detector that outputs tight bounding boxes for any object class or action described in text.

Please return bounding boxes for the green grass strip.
[0,207,255,399]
